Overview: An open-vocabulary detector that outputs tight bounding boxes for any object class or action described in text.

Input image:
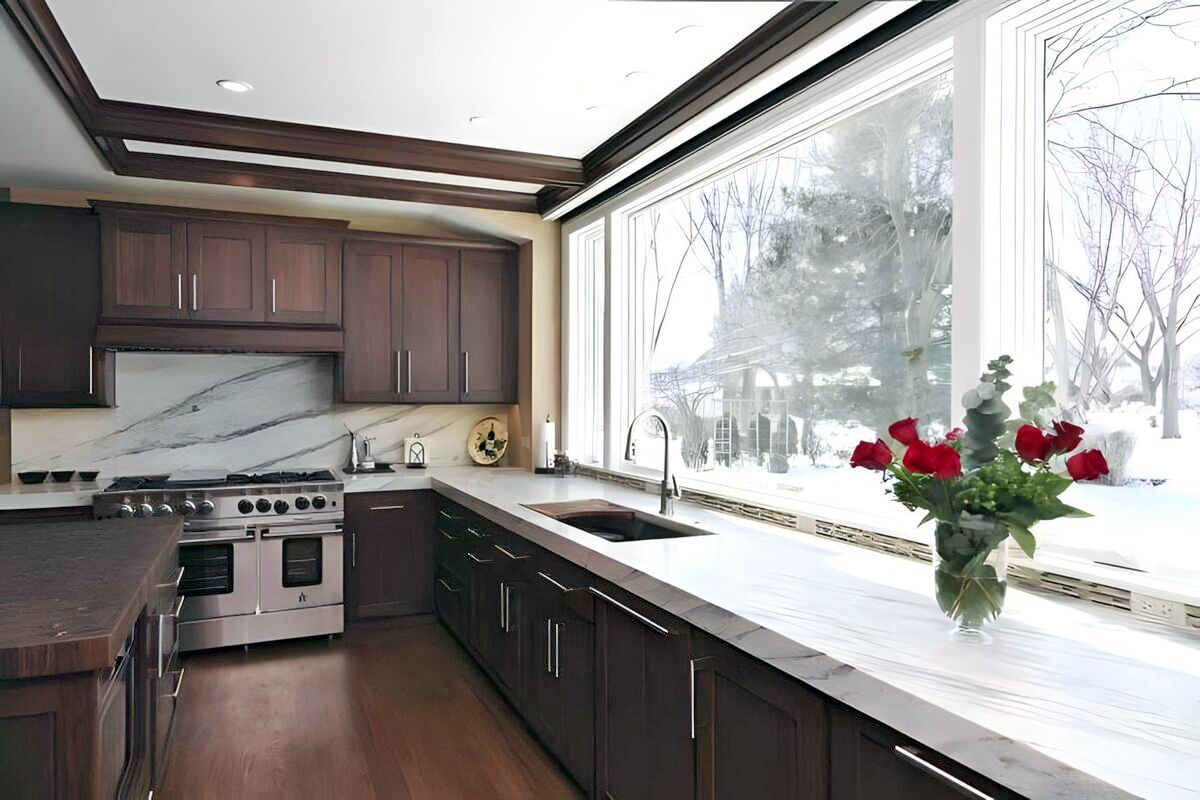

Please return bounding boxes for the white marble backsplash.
[11,353,511,475]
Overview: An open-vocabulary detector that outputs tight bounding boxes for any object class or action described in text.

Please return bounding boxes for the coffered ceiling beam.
[90,101,585,188]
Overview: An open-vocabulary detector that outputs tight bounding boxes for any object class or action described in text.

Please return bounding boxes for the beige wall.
[3,187,560,477]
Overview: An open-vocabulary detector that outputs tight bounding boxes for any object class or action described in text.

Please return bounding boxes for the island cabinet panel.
[344,491,436,622]
[458,248,517,403]
[401,245,460,403]
[186,221,267,322]
[692,632,828,800]
[1,203,113,407]
[266,227,342,325]
[100,210,187,320]
[830,705,1022,800]
[593,580,694,800]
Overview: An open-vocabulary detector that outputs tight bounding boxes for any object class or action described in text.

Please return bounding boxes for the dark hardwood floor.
[159,618,584,799]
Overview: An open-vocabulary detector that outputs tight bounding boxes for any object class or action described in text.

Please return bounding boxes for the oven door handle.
[260,528,342,539]
[180,532,256,545]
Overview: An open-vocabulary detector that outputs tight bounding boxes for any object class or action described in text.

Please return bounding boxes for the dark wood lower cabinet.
[593,582,694,800]
[431,496,1027,800]
[830,704,1022,800]
[344,491,435,622]
[693,632,827,800]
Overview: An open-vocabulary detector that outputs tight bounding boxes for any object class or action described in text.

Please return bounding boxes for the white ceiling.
[47,0,788,158]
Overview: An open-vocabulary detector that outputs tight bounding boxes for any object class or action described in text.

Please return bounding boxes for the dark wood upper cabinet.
[401,245,460,403]
[593,581,694,800]
[459,249,517,403]
[340,238,403,402]
[186,221,266,322]
[693,632,828,800]
[1,203,114,407]
[100,211,187,320]
[344,491,435,622]
[830,704,1021,800]
[266,227,342,325]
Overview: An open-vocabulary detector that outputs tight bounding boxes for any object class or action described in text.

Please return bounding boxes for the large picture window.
[619,71,952,521]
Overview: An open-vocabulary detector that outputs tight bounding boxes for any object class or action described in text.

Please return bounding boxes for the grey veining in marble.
[428,467,1200,800]
[10,353,510,475]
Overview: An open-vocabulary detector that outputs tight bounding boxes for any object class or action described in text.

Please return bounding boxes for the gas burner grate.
[226,470,338,486]
[104,475,170,492]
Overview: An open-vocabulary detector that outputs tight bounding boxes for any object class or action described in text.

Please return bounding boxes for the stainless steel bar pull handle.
[351,532,357,568]
[463,351,469,394]
[369,505,406,511]
[437,577,459,593]
[191,274,198,310]
[546,618,553,673]
[893,747,993,800]
[553,622,561,678]
[271,278,277,314]
[177,273,183,309]
[467,552,493,564]
[689,659,696,739]
[589,587,669,636]
[499,582,507,630]
[494,544,530,561]
[87,346,93,394]
[406,350,412,393]
[396,351,402,394]
[170,667,186,699]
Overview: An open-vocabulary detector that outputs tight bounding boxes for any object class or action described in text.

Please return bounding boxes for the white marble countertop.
[0,477,105,510]
[425,467,1199,800]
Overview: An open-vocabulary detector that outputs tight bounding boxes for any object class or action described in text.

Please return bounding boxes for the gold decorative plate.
[468,416,509,466]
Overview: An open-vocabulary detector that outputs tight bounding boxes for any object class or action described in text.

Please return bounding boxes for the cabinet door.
[459,249,516,403]
[100,211,187,320]
[830,705,1020,800]
[693,633,827,800]
[527,571,595,792]
[344,491,435,621]
[186,221,266,322]
[1,204,113,407]
[400,245,459,403]
[340,239,403,402]
[266,227,342,325]
[594,582,694,800]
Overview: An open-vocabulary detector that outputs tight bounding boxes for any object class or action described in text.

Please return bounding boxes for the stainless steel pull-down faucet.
[625,409,682,516]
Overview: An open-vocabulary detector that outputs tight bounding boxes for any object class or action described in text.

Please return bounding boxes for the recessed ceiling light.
[585,104,613,113]
[674,24,704,36]
[625,70,649,80]
[216,79,253,93]
[468,115,500,124]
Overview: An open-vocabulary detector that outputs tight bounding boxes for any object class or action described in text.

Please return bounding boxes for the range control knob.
[182,500,197,516]
[256,498,271,513]
[273,499,289,514]
[117,504,135,519]
[311,495,327,510]
[238,499,254,514]
[136,503,154,518]
[198,500,215,516]
[294,496,310,511]
[155,503,174,516]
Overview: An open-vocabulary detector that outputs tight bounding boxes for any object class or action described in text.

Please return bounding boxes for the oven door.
[258,521,344,612]
[178,526,258,621]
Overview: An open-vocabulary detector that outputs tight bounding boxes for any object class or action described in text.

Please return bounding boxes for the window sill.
[576,463,1200,620]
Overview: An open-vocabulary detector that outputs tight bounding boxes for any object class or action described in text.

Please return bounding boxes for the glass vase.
[932,519,1009,643]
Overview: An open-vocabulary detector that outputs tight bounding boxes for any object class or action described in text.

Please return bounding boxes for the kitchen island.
[0,517,182,799]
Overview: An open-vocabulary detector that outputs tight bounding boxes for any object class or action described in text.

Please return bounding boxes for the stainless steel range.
[94,468,344,652]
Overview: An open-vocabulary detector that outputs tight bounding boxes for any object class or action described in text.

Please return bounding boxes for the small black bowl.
[78,470,100,482]
[18,471,48,484]
[51,470,76,483]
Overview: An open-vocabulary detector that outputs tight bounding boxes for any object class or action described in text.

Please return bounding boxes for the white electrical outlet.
[1130,592,1187,627]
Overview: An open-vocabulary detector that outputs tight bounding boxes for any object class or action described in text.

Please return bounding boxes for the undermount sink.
[526,499,714,544]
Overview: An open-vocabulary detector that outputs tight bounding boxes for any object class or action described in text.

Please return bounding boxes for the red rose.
[851,439,893,471]
[1067,449,1109,481]
[945,427,964,442]
[1051,420,1084,454]
[1015,424,1054,463]
[888,417,921,445]
[903,440,962,479]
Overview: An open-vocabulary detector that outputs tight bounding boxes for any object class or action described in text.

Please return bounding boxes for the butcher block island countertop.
[0,517,180,679]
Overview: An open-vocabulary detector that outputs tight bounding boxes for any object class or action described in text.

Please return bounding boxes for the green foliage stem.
[959,355,1013,472]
